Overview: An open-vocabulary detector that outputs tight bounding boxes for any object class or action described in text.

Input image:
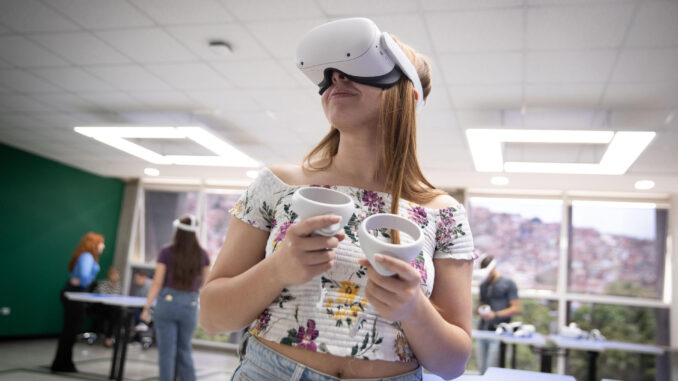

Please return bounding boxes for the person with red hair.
[51,232,105,373]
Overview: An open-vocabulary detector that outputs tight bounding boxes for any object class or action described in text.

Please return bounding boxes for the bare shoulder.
[422,192,461,210]
[267,164,306,185]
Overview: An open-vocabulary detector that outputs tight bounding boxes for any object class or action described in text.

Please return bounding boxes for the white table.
[472,330,550,371]
[65,292,148,381]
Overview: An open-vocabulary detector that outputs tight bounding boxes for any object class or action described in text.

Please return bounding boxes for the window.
[204,192,242,261]
[567,302,669,381]
[144,190,199,263]
[468,197,563,291]
[569,201,667,298]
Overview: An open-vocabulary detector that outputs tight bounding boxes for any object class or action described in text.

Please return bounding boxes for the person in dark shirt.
[140,215,210,381]
[475,255,520,374]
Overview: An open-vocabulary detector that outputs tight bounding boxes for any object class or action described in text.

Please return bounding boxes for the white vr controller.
[560,322,606,341]
[495,322,536,338]
[296,17,424,110]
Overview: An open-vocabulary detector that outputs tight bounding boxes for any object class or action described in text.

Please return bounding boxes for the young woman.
[200,19,475,381]
[140,215,210,381]
[51,232,105,372]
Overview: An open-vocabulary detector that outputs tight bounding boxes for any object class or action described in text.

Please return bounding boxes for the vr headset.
[472,255,496,283]
[296,17,424,110]
[173,215,198,232]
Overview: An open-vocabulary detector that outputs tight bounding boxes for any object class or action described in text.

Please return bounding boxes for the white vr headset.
[472,255,496,283]
[173,215,198,232]
[296,17,424,110]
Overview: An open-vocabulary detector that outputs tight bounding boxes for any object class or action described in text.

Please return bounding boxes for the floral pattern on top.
[231,168,475,363]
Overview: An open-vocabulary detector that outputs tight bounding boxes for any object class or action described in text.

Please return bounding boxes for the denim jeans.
[154,287,199,381]
[475,338,500,375]
[232,333,422,381]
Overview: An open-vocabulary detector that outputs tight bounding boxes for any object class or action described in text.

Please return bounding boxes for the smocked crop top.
[230,168,475,362]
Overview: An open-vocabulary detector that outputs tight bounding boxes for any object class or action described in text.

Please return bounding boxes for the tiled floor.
[0,338,240,380]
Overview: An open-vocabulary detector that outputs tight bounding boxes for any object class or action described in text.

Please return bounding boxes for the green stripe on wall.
[0,143,124,337]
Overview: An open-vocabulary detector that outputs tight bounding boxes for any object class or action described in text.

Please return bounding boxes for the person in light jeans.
[475,338,501,374]
[141,215,210,381]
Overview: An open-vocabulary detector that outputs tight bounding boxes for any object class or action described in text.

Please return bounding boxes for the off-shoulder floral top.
[230,168,475,363]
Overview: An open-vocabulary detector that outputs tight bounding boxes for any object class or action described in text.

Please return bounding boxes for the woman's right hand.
[271,214,345,286]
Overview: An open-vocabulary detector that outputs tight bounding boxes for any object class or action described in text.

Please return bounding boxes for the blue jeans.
[475,338,500,375]
[232,333,422,381]
[154,287,198,381]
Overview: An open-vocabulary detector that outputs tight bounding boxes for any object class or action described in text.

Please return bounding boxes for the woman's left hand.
[140,307,152,323]
[358,254,423,322]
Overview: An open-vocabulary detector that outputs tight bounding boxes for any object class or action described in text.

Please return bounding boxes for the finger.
[302,250,336,266]
[365,267,406,293]
[374,254,420,282]
[365,279,398,306]
[364,285,392,312]
[308,259,334,274]
[291,215,342,237]
[358,258,371,268]
[299,235,341,251]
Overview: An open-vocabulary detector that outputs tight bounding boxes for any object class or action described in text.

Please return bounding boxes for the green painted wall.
[0,143,124,337]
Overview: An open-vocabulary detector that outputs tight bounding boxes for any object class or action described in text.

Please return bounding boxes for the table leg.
[116,310,133,381]
[587,351,598,381]
[109,307,125,379]
[539,347,552,373]
[499,342,506,367]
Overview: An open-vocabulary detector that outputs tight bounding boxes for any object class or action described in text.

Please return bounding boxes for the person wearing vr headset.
[140,215,210,381]
[200,18,475,381]
[475,255,520,374]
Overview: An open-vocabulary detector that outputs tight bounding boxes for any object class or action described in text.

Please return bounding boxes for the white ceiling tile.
[602,82,678,108]
[128,90,196,109]
[75,91,143,112]
[422,0,523,11]
[439,53,522,85]
[317,0,417,16]
[369,15,434,54]
[0,94,52,112]
[611,49,678,83]
[279,59,317,90]
[525,84,604,108]
[244,89,315,112]
[30,93,94,112]
[85,65,172,91]
[417,110,459,135]
[0,36,69,68]
[245,18,328,59]
[0,69,62,93]
[211,60,298,88]
[145,63,232,90]
[185,90,262,112]
[526,4,635,49]
[604,109,673,129]
[626,1,678,48]
[166,24,270,61]
[0,0,80,33]
[32,67,115,91]
[129,0,234,25]
[224,0,324,21]
[456,110,503,126]
[30,32,131,66]
[519,109,597,128]
[48,0,154,29]
[422,86,453,111]
[449,85,522,109]
[95,28,197,63]
[525,50,617,83]
[426,9,523,53]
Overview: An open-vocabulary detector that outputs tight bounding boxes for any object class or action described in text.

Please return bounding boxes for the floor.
[0,338,241,381]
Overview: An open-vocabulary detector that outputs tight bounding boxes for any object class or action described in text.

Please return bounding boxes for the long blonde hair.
[303,36,445,242]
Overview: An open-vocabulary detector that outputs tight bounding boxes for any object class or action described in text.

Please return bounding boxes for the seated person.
[129,270,153,342]
[92,267,122,347]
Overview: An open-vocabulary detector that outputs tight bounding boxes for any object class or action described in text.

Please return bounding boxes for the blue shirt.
[71,252,100,288]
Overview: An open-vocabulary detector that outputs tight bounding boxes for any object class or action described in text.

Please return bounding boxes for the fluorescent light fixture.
[205,178,254,187]
[144,167,160,177]
[142,177,202,185]
[634,180,655,190]
[490,176,509,185]
[74,126,261,167]
[466,128,655,175]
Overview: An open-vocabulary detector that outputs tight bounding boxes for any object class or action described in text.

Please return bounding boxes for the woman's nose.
[331,70,347,83]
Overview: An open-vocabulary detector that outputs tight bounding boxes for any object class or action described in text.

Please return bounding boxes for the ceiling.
[0,0,677,196]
